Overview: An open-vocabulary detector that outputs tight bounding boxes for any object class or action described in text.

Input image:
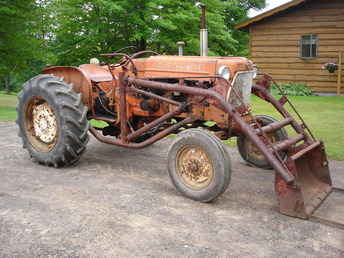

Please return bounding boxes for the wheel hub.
[177,146,214,189]
[187,160,200,174]
[247,133,277,160]
[32,102,57,144]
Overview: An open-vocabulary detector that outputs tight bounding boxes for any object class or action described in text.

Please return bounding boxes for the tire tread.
[17,74,89,167]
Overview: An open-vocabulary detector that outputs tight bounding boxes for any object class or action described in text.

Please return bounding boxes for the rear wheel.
[167,129,231,203]
[237,115,288,170]
[16,74,89,167]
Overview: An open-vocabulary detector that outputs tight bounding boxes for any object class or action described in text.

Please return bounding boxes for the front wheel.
[167,129,231,203]
[237,115,288,170]
[16,74,89,167]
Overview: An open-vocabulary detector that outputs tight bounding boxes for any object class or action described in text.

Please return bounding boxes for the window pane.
[311,43,317,57]
[301,34,317,58]
[302,44,311,57]
[302,35,311,41]
[310,38,317,44]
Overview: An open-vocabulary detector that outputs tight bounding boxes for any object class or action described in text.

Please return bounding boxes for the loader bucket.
[275,142,332,219]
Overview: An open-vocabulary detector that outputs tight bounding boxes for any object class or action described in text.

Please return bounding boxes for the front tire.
[168,129,231,203]
[16,74,89,167]
[237,115,288,170]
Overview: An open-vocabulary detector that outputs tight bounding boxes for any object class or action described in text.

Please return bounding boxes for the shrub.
[271,83,313,96]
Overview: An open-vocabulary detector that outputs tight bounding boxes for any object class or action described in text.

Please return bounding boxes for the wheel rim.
[25,97,58,152]
[176,145,214,190]
[245,133,277,161]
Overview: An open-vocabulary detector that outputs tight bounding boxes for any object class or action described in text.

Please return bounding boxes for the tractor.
[16,51,334,220]
[16,3,335,220]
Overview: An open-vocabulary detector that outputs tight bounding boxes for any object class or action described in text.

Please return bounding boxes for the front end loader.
[16,50,336,221]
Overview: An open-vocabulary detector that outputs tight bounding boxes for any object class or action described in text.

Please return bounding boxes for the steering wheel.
[100,53,131,67]
[100,50,159,75]
[100,52,138,75]
[130,50,159,59]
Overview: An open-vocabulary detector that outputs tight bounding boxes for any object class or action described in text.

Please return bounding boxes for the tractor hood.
[133,55,254,80]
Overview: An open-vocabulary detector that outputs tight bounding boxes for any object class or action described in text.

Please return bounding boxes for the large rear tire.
[16,74,89,167]
[237,115,288,170]
[168,129,231,203]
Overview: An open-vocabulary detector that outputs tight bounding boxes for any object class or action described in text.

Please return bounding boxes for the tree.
[0,0,266,92]
[149,0,237,56]
[0,0,52,93]
[52,0,266,65]
[222,0,266,56]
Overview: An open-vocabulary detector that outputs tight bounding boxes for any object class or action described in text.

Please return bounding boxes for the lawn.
[0,92,17,121]
[1,92,343,160]
[250,95,344,161]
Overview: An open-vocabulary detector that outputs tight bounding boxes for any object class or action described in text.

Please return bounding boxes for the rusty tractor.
[16,50,336,221]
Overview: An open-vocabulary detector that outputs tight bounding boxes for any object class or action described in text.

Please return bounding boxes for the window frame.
[299,34,318,59]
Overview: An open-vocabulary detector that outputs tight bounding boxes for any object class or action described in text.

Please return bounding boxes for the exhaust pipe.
[200,29,208,57]
[196,2,208,56]
[177,41,185,56]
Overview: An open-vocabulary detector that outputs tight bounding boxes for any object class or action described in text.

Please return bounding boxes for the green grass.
[0,92,17,121]
[1,92,343,160]
[90,120,108,128]
[250,95,344,161]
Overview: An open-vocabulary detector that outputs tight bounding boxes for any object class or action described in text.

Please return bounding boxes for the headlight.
[227,71,254,106]
[90,58,100,65]
[252,64,258,79]
[252,68,258,79]
[218,66,231,80]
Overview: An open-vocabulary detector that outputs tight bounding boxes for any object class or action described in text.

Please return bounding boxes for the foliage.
[52,0,265,65]
[0,0,55,93]
[222,0,265,56]
[0,0,266,92]
[272,83,313,96]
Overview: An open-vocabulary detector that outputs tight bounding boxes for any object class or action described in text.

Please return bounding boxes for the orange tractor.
[16,51,334,220]
[15,4,336,222]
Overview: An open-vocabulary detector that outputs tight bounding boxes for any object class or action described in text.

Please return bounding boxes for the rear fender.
[42,66,93,109]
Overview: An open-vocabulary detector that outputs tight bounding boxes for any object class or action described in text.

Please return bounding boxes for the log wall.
[250,0,344,94]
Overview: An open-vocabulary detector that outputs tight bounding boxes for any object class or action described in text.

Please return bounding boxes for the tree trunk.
[141,38,146,51]
[5,75,11,94]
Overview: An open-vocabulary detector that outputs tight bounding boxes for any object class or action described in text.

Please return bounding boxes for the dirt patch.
[0,122,343,257]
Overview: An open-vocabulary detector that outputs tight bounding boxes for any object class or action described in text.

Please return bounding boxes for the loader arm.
[89,74,295,184]
[251,79,333,219]
[88,72,334,220]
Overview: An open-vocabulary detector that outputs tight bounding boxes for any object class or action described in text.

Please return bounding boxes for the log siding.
[238,0,344,94]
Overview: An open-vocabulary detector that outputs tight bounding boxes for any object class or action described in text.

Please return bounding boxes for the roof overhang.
[235,0,310,31]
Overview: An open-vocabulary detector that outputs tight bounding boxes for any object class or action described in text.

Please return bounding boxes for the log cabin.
[235,0,344,95]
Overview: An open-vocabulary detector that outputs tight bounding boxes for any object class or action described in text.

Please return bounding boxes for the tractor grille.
[227,71,254,107]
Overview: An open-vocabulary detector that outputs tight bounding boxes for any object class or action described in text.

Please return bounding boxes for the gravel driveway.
[0,122,343,257]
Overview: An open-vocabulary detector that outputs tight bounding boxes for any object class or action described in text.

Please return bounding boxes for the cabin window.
[300,34,318,58]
